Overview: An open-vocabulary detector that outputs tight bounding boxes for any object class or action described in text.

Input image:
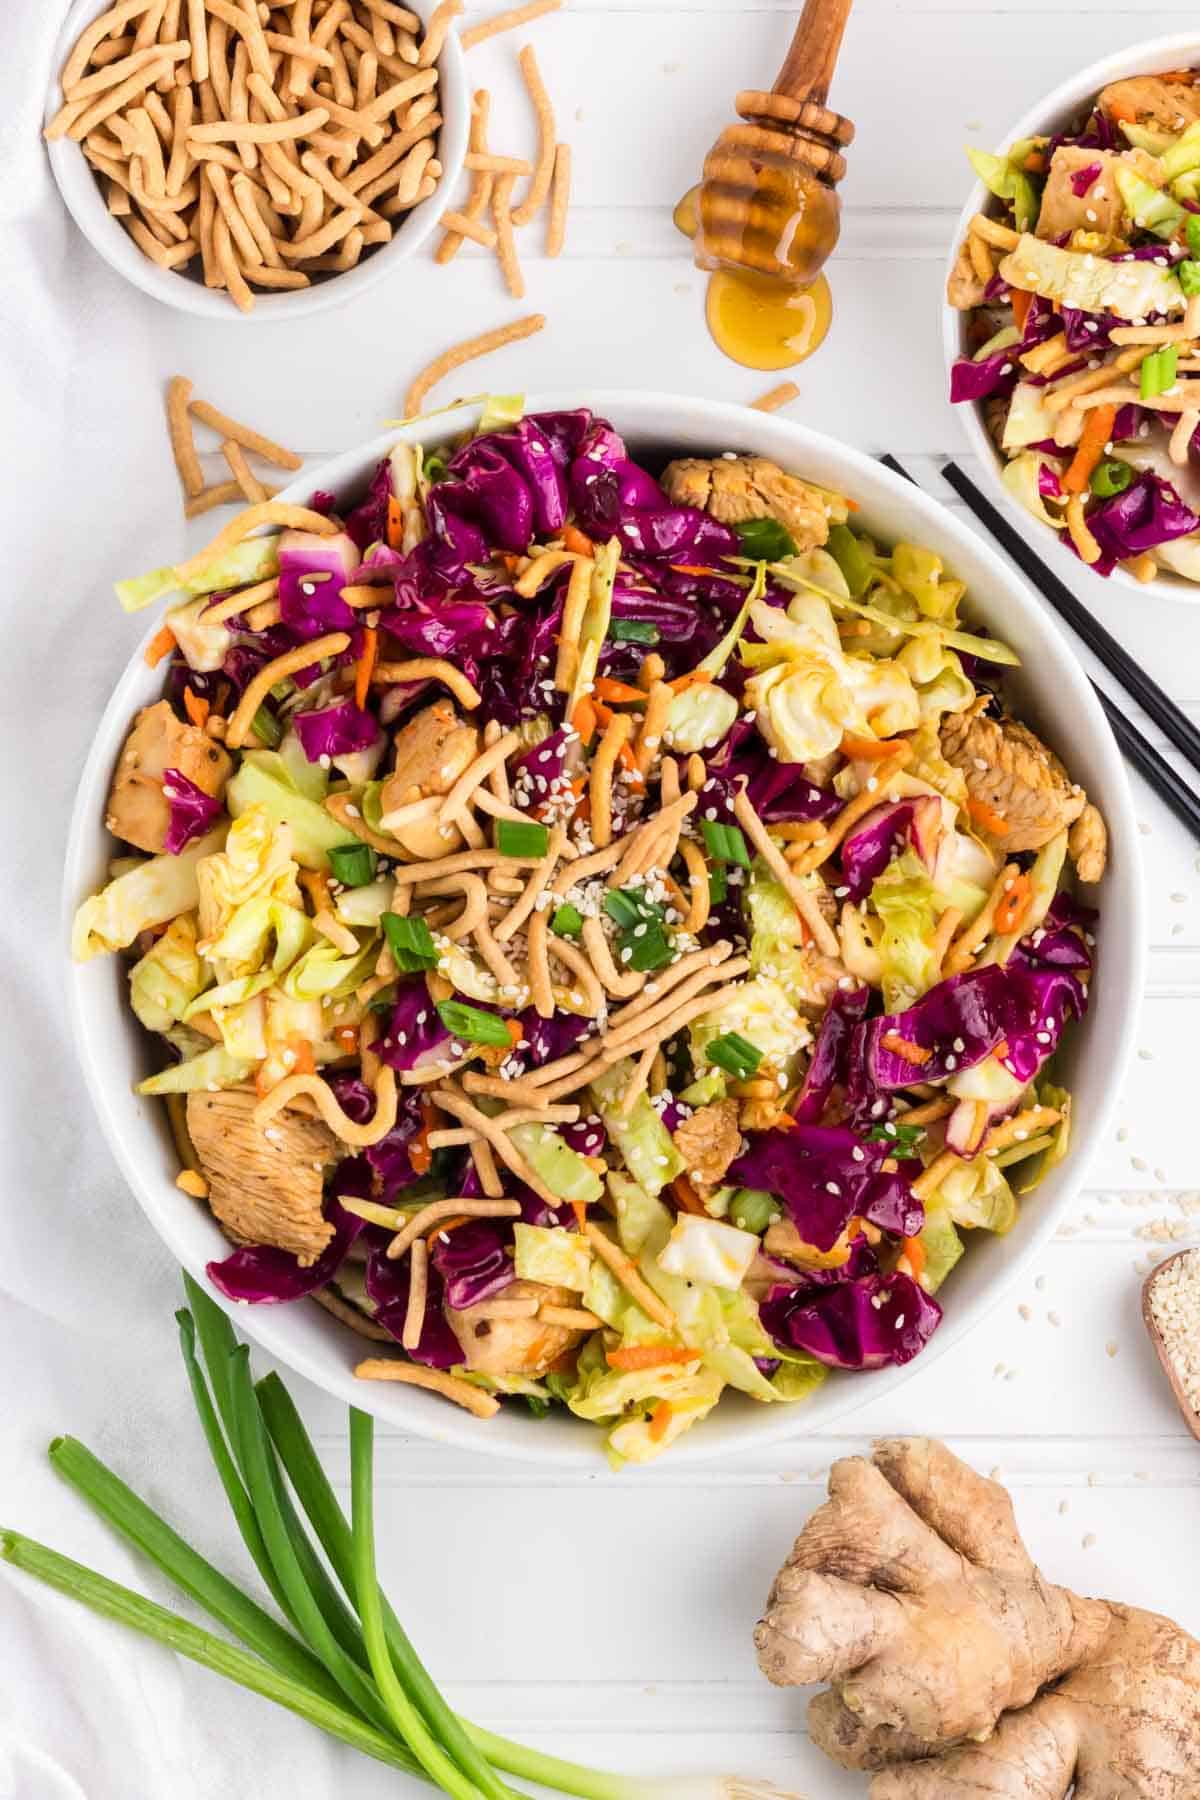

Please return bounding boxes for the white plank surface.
[13,0,1200,1795]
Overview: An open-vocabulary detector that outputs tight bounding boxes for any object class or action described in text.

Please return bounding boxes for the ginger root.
[755,1438,1200,1796]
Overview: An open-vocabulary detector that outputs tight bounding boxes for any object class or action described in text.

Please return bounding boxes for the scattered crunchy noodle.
[47,0,454,310]
[491,170,523,297]
[354,1358,501,1416]
[402,312,546,415]
[546,141,569,255]
[164,379,301,517]
[751,381,800,412]
[511,44,554,226]
[460,0,561,50]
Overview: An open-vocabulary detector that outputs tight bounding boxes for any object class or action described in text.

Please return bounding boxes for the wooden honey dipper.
[696,0,855,288]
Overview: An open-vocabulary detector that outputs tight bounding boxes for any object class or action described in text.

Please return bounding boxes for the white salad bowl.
[65,392,1145,1467]
[942,33,1200,603]
[43,0,469,324]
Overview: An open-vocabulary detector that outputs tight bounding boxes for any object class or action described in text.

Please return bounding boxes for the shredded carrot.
[563,524,594,556]
[616,741,646,790]
[844,497,859,511]
[901,1235,927,1279]
[592,699,615,730]
[648,1399,673,1441]
[840,732,903,761]
[355,625,379,711]
[606,1344,700,1371]
[408,1096,437,1176]
[183,686,210,728]
[671,1174,708,1217]
[1021,152,1046,174]
[499,552,522,573]
[571,697,598,745]
[1106,97,1138,124]
[670,564,718,577]
[993,871,1033,935]
[1064,404,1117,495]
[285,1036,316,1077]
[879,1031,932,1067]
[144,623,177,668]
[425,1213,470,1248]
[667,669,711,695]
[594,677,648,705]
[386,496,405,551]
[966,795,1010,837]
[571,1198,588,1234]
[333,1026,358,1056]
[1010,287,1034,330]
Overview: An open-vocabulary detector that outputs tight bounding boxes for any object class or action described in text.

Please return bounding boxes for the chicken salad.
[74,404,1104,1464]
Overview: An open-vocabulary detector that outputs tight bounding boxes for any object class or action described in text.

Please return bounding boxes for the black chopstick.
[1089,683,1200,841]
[940,458,1200,774]
[880,452,1200,843]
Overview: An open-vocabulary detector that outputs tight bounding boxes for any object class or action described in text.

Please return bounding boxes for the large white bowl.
[64,392,1145,1466]
[43,0,469,323]
[942,34,1200,602]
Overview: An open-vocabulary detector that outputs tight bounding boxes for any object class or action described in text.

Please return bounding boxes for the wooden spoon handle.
[772,0,854,108]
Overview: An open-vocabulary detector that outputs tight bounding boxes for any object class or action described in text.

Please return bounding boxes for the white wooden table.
[18,2,1200,1794]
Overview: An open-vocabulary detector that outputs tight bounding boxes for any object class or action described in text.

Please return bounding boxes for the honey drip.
[673,183,833,371]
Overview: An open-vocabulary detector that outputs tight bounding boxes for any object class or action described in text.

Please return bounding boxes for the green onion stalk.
[0,1271,798,1800]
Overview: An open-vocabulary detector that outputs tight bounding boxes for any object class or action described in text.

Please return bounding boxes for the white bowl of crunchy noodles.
[43,0,469,321]
[943,34,1200,602]
[64,391,1145,1467]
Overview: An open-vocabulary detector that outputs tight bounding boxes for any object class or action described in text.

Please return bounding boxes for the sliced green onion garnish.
[705,1031,762,1079]
[1141,344,1178,400]
[328,843,377,888]
[603,887,661,930]
[730,1187,775,1234]
[826,523,874,598]
[381,912,437,972]
[707,864,728,905]
[864,1119,925,1157]
[1089,459,1134,499]
[551,903,584,938]
[1180,258,1200,297]
[700,819,751,867]
[621,924,673,972]
[251,705,282,748]
[608,619,660,645]
[495,818,550,858]
[435,1000,512,1047]
[732,517,796,562]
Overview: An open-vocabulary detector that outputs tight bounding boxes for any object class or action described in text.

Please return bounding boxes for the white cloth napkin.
[0,11,418,1795]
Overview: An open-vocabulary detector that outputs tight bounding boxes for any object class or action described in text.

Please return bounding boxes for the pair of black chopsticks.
[879,453,1200,844]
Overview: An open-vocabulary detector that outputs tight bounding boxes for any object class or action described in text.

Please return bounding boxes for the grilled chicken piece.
[1037,146,1126,241]
[946,236,989,311]
[378,701,480,860]
[1068,802,1108,883]
[939,709,1087,853]
[445,1279,584,1377]
[186,1088,339,1265]
[672,1099,743,1189]
[106,701,231,855]
[1098,75,1200,135]
[660,455,839,554]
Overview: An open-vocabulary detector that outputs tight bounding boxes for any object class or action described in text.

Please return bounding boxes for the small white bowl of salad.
[65,391,1143,1468]
[944,37,1200,599]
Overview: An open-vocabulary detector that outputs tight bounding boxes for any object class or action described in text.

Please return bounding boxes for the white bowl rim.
[941,32,1200,602]
[43,0,469,324]
[64,389,1147,1468]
